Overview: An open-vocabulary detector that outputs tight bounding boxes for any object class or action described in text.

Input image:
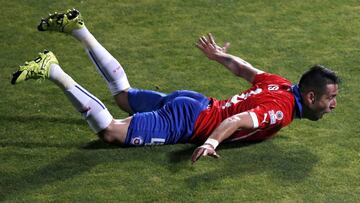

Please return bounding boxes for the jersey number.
[223,88,262,109]
[145,138,165,146]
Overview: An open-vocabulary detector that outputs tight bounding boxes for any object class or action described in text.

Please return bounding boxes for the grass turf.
[1,0,359,202]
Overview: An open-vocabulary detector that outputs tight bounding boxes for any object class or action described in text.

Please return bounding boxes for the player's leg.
[38,9,132,113]
[36,9,209,116]
[11,50,128,144]
[98,117,131,144]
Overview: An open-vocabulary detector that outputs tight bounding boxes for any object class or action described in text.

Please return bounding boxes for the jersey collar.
[291,84,303,119]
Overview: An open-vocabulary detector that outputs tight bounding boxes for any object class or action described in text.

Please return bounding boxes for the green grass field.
[1,0,359,202]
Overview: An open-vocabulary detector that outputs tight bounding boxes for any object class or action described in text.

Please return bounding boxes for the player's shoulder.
[252,72,291,86]
[254,98,295,129]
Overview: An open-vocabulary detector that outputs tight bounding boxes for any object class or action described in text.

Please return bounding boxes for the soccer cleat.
[11,50,58,84]
[37,8,85,34]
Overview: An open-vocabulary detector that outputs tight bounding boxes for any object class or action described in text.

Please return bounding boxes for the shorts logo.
[131,137,143,145]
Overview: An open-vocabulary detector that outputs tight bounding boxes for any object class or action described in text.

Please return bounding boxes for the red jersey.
[191,73,296,143]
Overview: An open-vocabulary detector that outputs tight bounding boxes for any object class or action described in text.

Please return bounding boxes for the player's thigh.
[127,88,167,113]
[113,87,167,114]
[124,96,208,146]
[114,90,133,114]
[125,89,207,114]
[164,90,208,104]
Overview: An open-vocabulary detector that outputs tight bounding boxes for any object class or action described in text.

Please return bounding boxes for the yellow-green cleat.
[37,8,85,34]
[11,50,58,84]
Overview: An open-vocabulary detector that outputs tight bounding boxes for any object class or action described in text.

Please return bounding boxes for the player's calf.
[114,91,133,114]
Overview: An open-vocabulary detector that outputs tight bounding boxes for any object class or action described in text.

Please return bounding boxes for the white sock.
[49,64,113,133]
[72,27,130,95]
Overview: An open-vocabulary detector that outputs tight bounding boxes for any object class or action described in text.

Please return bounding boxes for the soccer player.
[11,9,340,163]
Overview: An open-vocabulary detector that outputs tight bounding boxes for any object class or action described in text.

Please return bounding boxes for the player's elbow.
[224,115,243,128]
[226,113,255,130]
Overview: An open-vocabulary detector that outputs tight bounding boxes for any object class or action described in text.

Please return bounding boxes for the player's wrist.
[204,138,219,149]
[212,51,227,60]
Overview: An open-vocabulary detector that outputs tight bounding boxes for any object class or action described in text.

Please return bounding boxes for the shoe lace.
[24,58,47,79]
[26,68,46,79]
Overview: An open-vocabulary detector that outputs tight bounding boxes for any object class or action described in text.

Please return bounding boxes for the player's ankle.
[72,26,91,42]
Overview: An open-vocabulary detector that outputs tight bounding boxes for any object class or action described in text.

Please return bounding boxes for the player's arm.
[191,112,255,164]
[196,33,264,83]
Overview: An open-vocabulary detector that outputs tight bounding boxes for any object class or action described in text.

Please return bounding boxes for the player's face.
[305,84,338,121]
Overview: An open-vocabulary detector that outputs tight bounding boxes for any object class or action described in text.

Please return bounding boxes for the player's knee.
[97,130,117,144]
[97,118,130,145]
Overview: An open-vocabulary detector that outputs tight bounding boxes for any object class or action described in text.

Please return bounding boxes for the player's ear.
[304,90,316,105]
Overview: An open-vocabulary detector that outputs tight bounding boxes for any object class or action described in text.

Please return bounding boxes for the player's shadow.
[165,141,263,173]
[82,139,121,149]
[0,114,84,126]
[167,141,258,164]
[0,114,90,149]
[0,141,129,201]
[185,139,319,187]
[1,139,179,201]
[0,140,81,149]
[0,138,317,201]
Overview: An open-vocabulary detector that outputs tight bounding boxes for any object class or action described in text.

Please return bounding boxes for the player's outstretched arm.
[196,33,264,83]
[191,112,254,164]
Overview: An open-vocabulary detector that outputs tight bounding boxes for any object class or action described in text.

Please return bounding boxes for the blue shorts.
[124,88,209,146]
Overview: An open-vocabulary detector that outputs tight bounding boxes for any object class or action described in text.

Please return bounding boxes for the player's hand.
[196,33,230,61]
[191,144,220,164]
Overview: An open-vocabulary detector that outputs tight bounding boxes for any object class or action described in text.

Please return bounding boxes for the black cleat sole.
[11,71,22,85]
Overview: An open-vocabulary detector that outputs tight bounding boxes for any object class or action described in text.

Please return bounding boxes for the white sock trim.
[49,64,76,90]
[87,108,113,133]
[109,76,131,96]
[72,26,91,42]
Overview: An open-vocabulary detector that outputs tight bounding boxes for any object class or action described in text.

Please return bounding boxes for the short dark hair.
[299,65,340,96]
